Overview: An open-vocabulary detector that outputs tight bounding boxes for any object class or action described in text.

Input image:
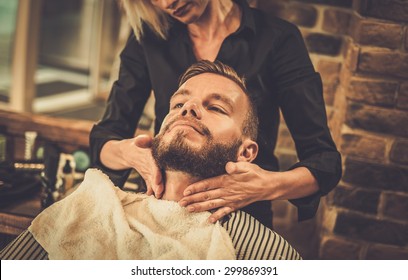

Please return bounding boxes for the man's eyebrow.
[171,89,191,100]
[171,90,235,111]
[208,93,234,112]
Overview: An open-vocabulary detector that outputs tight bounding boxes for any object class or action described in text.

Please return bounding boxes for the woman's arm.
[89,34,161,191]
[269,23,342,219]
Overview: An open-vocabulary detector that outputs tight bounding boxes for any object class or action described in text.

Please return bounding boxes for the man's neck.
[187,0,241,41]
[161,170,201,201]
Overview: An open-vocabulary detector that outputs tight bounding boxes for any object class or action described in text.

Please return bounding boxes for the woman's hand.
[178,161,276,223]
[114,135,164,198]
[100,135,164,197]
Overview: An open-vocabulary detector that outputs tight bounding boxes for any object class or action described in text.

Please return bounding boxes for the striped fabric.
[222,211,302,260]
[0,230,48,260]
[0,211,301,260]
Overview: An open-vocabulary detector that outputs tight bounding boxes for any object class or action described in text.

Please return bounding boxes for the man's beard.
[152,130,242,179]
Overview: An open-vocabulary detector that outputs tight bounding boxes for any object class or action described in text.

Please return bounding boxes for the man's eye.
[209,106,226,114]
[173,103,184,109]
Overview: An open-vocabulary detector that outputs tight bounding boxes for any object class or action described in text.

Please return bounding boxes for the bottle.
[62,159,74,194]
[24,131,37,161]
[40,171,55,208]
[0,133,6,162]
[40,143,60,208]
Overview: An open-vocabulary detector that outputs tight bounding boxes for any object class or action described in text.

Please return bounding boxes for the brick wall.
[255,0,408,259]
[321,0,408,260]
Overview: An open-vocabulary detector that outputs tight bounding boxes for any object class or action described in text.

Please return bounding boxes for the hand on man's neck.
[160,170,201,202]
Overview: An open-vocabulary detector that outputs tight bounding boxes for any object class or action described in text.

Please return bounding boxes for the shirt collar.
[169,0,257,42]
[234,0,257,37]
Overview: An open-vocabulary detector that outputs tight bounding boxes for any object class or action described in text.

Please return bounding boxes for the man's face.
[152,73,250,178]
[150,0,210,24]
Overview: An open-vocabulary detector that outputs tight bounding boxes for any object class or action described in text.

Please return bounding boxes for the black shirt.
[89,0,342,228]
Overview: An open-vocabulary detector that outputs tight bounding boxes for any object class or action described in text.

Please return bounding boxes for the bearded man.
[0,61,301,260]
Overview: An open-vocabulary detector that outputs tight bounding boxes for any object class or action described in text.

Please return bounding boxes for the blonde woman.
[90,0,341,229]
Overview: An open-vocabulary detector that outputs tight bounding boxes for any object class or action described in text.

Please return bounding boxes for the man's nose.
[180,101,202,119]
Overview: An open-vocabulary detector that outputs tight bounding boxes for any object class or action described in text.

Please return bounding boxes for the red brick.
[276,124,296,151]
[357,0,408,23]
[334,211,408,246]
[346,102,408,137]
[340,133,386,161]
[397,82,408,111]
[320,236,361,260]
[305,33,343,56]
[344,42,359,72]
[330,86,347,142]
[342,158,408,193]
[390,139,408,165]
[280,3,318,27]
[366,244,408,260]
[322,9,352,35]
[347,77,397,107]
[382,193,408,221]
[316,60,341,85]
[316,60,341,106]
[323,83,338,106]
[358,49,408,79]
[351,19,402,49]
[330,185,380,214]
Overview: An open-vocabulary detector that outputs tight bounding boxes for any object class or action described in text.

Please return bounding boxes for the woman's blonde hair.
[120,0,171,41]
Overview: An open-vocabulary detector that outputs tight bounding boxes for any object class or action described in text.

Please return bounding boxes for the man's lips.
[168,121,204,135]
[173,2,191,17]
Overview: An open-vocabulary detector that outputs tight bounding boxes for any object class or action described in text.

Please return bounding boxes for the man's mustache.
[161,117,211,137]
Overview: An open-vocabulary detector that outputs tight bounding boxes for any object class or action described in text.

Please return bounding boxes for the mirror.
[0,0,19,103]
[1,0,125,122]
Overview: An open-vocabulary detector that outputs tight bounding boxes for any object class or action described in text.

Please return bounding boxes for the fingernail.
[208,218,215,223]
[179,201,187,207]
[187,206,195,212]
[184,190,191,196]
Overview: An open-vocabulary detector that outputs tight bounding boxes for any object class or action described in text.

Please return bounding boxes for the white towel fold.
[28,169,235,260]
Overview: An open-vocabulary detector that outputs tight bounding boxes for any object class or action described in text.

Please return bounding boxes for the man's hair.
[178,60,259,140]
[120,0,171,41]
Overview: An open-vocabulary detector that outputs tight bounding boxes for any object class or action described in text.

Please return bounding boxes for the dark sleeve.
[89,34,152,187]
[266,23,342,221]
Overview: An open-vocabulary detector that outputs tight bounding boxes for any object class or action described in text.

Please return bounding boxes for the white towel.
[28,169,235,260]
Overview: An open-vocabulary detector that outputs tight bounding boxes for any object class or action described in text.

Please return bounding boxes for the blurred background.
[0,0,126,121]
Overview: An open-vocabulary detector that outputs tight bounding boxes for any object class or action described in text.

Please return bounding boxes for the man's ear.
[237,139,258,162]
